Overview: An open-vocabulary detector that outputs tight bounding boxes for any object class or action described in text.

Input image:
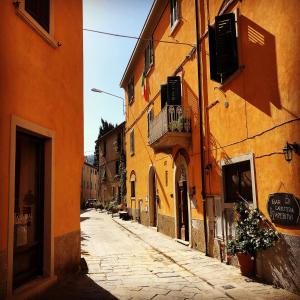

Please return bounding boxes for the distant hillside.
[85,155,94,165]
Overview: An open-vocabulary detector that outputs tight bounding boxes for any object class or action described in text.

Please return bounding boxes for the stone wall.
[54,230,81,277]
[191,219,206,252]
[0,250,7,299]
[157,214,175,238]
[140,211,149,226]
[256,233,300,295]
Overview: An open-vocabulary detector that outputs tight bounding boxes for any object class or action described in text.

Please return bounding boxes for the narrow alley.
[38,210,299,300]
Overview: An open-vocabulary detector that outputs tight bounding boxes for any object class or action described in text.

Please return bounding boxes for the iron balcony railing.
[149,105,192,145]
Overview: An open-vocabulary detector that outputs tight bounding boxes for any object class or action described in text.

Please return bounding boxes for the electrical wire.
[83,28,196,47]
[210,117,300,151]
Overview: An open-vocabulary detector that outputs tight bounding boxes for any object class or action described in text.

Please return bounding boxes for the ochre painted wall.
[200,0,300,236]
[0,0,83,252]
[124,0,204,224]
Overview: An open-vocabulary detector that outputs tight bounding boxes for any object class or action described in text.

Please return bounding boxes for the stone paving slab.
[113,215,300,300]
[37,210,300,300]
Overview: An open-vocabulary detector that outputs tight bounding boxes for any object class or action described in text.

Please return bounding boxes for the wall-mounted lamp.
[283,142,299,162]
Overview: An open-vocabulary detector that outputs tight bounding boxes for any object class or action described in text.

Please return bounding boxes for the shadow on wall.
[222,16,281,116]
[257,231,300,295]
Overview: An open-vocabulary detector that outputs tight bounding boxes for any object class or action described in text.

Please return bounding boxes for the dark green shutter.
[208,25,221,83]
[167,76,181,105]
[160,84,168,109]
[215,13,239,82]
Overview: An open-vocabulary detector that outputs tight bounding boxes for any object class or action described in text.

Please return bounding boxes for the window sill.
[169,19,181,36]
[15,6,60,48]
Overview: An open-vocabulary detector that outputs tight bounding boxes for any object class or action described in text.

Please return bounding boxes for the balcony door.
[13,131,44,289]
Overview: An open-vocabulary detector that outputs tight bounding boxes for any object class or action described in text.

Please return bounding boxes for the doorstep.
[11,275,57,300]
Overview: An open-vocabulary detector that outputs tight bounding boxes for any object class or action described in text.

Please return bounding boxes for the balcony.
[149,105,192,152]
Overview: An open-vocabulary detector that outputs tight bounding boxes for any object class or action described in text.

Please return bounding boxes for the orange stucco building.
[0,0,83,298]
[121,0,300,294]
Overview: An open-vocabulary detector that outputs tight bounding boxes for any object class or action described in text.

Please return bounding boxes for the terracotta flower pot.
[237,252,255,277]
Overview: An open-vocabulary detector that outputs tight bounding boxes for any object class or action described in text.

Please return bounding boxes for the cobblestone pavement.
[39,210,300,300]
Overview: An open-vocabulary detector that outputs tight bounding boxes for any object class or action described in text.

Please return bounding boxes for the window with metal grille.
[130,130,134,155]
[25,0,50,32]
[170,0,179,28]
[144,38,154,74]
[208,13,239,83]
[127,76,134,104]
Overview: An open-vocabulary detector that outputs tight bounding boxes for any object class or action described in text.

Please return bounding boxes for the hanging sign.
[267,193,300,226]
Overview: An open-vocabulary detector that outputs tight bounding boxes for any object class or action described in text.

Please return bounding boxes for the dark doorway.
[177,180,189,241]
[149,168,157,227]
[13,131,45,289]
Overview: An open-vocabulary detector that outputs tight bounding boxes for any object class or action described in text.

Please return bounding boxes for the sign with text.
[267,193,300,226]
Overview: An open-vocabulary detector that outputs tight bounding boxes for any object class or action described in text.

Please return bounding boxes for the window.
[101,141,106,157]
[130,129,135,155]
[167,76,181,105]
[144,38,154,74]
[127,76,134,104]
[208,13,239,84]
[25,0,50,32]
[170,0,179,29]
[147,109,154,140]
[115,160,120,175]
[222,160,253,203]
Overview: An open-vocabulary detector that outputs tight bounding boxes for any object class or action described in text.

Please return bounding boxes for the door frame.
[7,115,55,297]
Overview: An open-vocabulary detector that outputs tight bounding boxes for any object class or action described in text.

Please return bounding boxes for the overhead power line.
[83,28,196,47]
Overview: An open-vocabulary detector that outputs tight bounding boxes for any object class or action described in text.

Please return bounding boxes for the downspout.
[194,0,208,256]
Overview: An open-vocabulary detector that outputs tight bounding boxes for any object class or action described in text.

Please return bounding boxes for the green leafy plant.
[227,199,279,258]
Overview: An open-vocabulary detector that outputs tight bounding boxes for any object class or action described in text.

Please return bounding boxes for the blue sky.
[83,0,153,155]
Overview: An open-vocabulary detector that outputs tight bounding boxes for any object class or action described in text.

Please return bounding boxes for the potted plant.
[227,198,279,277]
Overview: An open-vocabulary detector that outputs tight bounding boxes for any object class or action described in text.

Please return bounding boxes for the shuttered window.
[144,38,154,74]
[130,130,135,155]
[167,76,181,105]
[127,76,134,104]
[170,0,179,28]
[25,0,50,32]
[147,109,154,140]
[160,84,168,109]
[209,13,239,83]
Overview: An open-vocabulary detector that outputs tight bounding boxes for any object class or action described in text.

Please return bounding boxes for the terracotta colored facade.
[96,122,126,205]
[121,0,300,294]
[0,0,83,298]
[81,160,99,207]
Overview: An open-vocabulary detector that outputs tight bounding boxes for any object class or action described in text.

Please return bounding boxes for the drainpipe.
[194,0,208,256]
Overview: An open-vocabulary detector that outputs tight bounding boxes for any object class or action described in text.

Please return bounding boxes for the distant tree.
[94,118,115,170]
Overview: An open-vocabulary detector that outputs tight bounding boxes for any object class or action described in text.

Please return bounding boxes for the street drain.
[222,284,235,290]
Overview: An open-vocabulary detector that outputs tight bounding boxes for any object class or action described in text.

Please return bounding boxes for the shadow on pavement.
[34,275,118,300]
